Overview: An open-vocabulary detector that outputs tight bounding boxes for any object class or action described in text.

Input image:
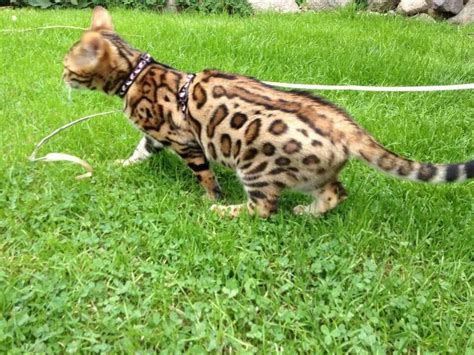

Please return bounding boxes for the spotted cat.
[63,7,473,218]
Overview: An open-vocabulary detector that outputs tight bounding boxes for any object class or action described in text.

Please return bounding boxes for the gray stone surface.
[397,0,431,15]
[247,0,300,12]
[448,0,474,22]
[307,0,352,11]
[413,12,437,20]
[433,0,463,14]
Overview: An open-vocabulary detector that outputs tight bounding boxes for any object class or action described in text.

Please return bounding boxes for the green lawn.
[0,7,473,353]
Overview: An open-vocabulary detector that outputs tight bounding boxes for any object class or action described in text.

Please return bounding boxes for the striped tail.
[348,133,474,183]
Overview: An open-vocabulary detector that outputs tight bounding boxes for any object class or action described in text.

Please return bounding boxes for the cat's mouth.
[64,80,83,90]
[63,81,81,102]
[62,70,81,89]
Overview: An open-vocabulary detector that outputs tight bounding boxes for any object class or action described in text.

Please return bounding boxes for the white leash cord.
[29,110,121,180]
[263,81,474,92]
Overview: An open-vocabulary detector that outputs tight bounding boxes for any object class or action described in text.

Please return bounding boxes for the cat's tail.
[347,131,474,183]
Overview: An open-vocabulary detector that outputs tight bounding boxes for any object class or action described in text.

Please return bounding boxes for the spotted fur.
[63,7,474,218]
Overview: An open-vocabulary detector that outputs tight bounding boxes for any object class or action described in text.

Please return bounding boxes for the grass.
[0,7,473,353]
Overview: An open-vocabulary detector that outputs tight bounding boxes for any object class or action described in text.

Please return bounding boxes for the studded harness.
[117,52,195,115]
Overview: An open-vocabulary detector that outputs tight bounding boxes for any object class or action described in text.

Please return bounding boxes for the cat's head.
[63,7,139,94]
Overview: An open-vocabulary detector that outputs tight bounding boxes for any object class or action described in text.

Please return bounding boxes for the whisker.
[65,85,72,102]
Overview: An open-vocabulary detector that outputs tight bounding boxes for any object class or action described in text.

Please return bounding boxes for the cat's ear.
[91,6,114,31]
[77,32,106,67]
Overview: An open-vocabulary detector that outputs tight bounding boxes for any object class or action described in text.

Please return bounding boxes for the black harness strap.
[117,53,153,98]
[177,73,196,115]
[118,53,195,117]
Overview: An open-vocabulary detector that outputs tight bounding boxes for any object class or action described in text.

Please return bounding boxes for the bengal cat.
[63,7,473,218]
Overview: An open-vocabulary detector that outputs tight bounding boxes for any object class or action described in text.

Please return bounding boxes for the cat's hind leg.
[115,136,163,167]
[293,180,348,217]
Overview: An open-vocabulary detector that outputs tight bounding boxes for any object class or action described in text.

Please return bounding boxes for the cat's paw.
[293,205,307,215]
[293,205,320,217]
[114,159,133,167]
[210,204,245,218]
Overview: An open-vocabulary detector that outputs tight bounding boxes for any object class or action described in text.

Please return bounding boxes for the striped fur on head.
[62,6,140,95]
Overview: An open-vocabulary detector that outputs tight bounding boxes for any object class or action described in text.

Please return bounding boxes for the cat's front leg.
[115,136,163,167]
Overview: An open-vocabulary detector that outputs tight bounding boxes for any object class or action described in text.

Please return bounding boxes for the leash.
[263,81,474,92]
[30,79,473,179]
[29,110,121,180]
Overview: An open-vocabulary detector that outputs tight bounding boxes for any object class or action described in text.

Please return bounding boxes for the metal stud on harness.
[177,74,196,114]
